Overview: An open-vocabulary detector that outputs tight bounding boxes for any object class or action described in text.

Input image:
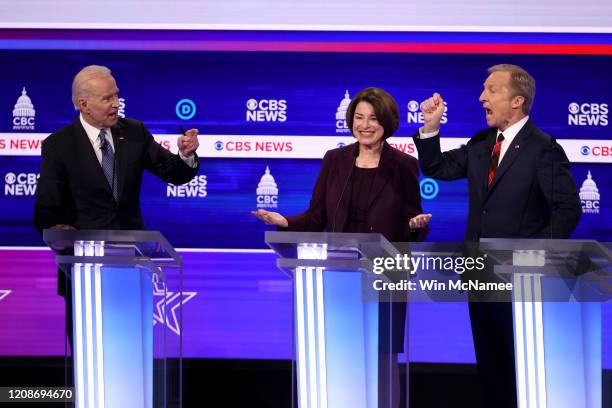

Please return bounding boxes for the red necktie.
[487,133,504,186]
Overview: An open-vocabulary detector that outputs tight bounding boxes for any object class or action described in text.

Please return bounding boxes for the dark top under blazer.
[33,117,199,231]
[285,141,427,242]
[413,120,581,241]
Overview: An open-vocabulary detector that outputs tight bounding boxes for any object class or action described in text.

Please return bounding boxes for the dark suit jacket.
[33,117,199,296]
[413,120,581,241]
[285,141,427,242]
[33,117,198,232]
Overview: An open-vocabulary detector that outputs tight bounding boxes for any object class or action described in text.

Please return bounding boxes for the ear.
[77,98,88,113]
[511,95,525,110]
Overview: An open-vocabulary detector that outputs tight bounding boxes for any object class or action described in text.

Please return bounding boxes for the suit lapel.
[110,124,125,203]
[335,145,355,198]
[487,120,532,192]
[74,119,114,197]
[367,141,393,209]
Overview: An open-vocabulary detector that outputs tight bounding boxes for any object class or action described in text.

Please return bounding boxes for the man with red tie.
[414,64,581,407]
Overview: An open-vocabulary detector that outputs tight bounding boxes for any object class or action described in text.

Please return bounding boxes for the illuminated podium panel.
[43,229,183,408]
[266,231,406,408]
[482,239,611,408]
[394,240,611,408]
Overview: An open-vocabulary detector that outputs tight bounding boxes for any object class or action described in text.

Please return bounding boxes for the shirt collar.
[79,113,107,145]
[497,115,529,145]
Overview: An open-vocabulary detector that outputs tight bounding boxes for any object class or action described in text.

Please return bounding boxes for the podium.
[392,240,611,408]
[43,229,183,408]
[269,233,611,408]
[481,239,611,408]
[265,231,405,408]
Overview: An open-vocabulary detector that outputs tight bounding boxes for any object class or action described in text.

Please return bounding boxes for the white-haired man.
[33,65,200,346]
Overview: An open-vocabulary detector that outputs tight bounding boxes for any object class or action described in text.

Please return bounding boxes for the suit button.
[482,210,487,215]
[369,226,374,231]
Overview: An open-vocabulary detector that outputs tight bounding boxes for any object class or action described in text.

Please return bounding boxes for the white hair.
[71,65,113,110]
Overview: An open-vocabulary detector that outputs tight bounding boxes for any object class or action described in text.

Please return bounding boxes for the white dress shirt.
[495,116,529,163]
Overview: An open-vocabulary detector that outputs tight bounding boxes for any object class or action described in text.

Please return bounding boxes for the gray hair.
[71,65,113,110]
[487,64,536,115]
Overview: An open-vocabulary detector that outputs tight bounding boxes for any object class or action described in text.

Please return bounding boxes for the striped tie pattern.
[98,130,118,201]
[487,133,504,186]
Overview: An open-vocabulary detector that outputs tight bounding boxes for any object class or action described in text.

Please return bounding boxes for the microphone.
[551,137,555,239]
[102,129,118,203]
[112,153,118,203]
[548,137,571,238]
[331,144,359,232]
[109,130,118,203]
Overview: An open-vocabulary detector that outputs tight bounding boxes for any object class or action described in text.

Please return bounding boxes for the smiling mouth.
[484,108,493,115]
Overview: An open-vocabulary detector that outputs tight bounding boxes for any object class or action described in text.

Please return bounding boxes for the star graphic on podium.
[0,290,11,302]
[151,274,197,336]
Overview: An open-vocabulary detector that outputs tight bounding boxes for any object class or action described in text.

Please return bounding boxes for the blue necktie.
[98,130,118,201]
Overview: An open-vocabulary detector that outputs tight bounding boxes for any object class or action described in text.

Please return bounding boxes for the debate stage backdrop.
[0,32,610,366]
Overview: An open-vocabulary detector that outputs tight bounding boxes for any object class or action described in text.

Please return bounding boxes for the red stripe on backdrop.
[180,41,612,54]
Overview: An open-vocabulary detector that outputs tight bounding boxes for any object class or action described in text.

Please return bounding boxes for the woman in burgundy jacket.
[253,87,431,405]
[253,86,430,241]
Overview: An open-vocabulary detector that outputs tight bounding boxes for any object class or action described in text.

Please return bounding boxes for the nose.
[479,90,486,103]
[111,95,120,108]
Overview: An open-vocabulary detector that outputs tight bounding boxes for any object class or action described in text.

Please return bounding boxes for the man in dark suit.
[414,64,581,407]
[33,64,199,346]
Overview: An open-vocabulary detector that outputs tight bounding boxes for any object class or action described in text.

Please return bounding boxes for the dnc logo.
[420,178,439,200]
[176,99,197,120]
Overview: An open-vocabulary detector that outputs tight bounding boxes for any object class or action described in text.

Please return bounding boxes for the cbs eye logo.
[5,172,17,184]
[246,99,258,110]
[580,146,591,156]
[407,100,420,112]
[568,103,580,114]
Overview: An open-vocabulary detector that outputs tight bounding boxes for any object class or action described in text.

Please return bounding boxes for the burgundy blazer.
[285,141,428,242]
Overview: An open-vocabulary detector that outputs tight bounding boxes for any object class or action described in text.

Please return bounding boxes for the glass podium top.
[43,229,182,279]
[265,232,612,302]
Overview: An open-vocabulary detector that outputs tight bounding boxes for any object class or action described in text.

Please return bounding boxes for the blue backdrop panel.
[0,48,610,367]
